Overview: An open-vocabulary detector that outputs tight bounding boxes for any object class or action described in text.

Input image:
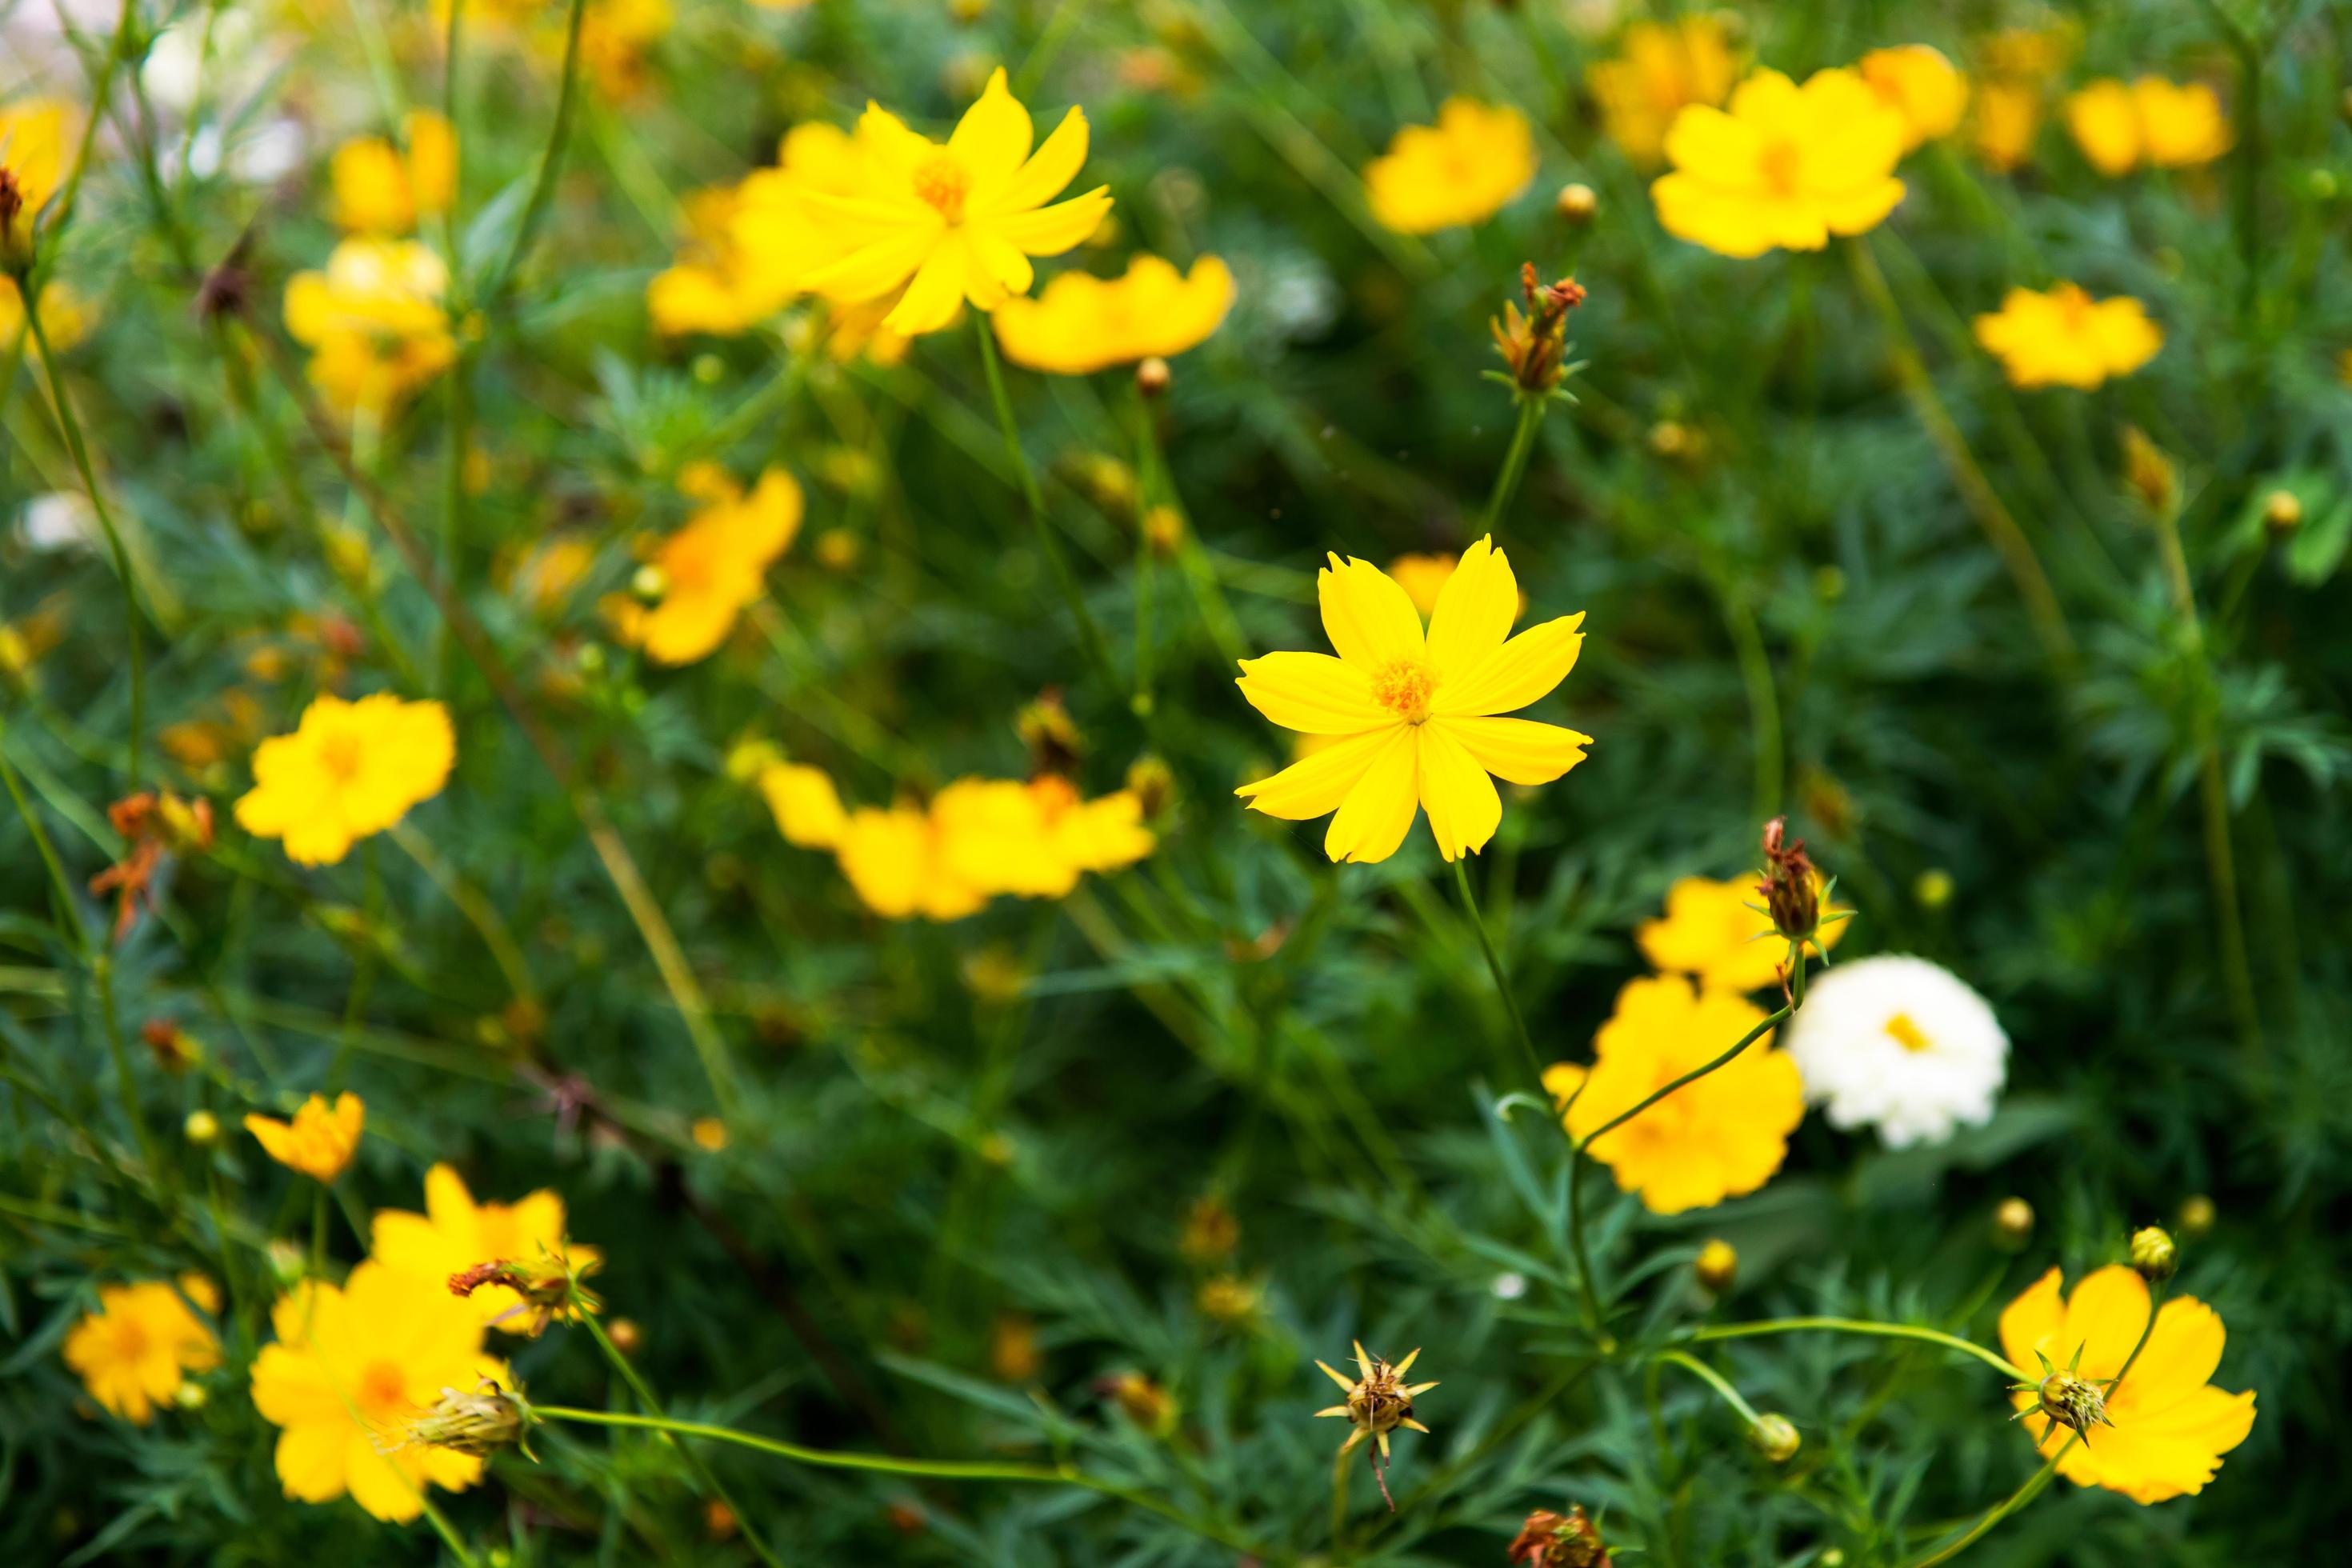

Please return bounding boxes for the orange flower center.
[1758,138,1803,196]
[912,153,971,222]
[358,1358,410,1422]
[1884,1011,1933,1053]
[1370,658,1438,723]
[109,1315,152,1361]
[2054,286,2093,331]
[318,732,366,782]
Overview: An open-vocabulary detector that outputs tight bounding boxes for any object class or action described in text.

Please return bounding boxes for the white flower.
[1781,955,2008,1148]
[19,493,97,553]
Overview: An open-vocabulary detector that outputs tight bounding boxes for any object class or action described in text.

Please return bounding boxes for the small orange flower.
[244,1092,365,1182]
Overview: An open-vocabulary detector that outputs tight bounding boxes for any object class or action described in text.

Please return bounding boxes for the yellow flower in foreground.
[617,465,802,665]
[760,759,850,849]
[1587,18,1738,168]
[1973,284,2161,390]
[1653,68,1907,258]
[64,1277,221,1423]
[834,776,1155,920]
[1546,974,1804,1214]
[992,254,1234,375]
[1365,98,1537,234]
[796,67,1113,336]
[246,1092,366,1182]
[2064,77,2230,177]
[1636,873,1846,992]
[1858,45,1968,151]
[2000,1265,2255,1502]
[0,276,92,350]
[330,110,457,235]
[0,98,72,250]
[235,694,454,866]
[374,1164,599,1334]
[250,1262,504,1522]
[283,238,456,415]
[1235,537,1589,865]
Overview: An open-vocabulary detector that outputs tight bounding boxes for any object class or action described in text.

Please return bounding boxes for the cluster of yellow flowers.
[2062,76,2231,178]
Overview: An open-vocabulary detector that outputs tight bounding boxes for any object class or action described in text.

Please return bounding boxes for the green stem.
[1330,1442,1352,1558]
[1902,1438,2070,1568]
[0,708,90,955]
[1689,1317,2026,1382]
[92,951,171,1206]
[1719,585,1782,820]
[417,1494,482,1568]
[482,0,590,305]
[1448,858,1545,1094]
[1654,1347,1762,1426]
[1480,394,1548,534]
[578,1314,786,1568]
[1578,1005,1790,1154]
[974,315,1115,687]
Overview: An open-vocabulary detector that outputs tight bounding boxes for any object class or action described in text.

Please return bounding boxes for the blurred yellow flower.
[63,1277,221,1424]
[245,1092,366,1182]
[250,1262,504,1522]
[1235,538,1589,865]
[1652,68,1906,258]
[235,694,455,866]
[836,801,988,920]
[1857,45,1968,151]
[1973,284,2161,389]
[330,110,457,235]
[1636,873,1846,992]
[1385,551,1532,620]
[611,465,802,665]
[1364,98,1537,234]
[0,98,72,250]
[2064,78,2230,177]
[2000,1266,2256,1502]
[578,0,674,101]
[1587,19,1738,168]
[758,758,849,848]
[1971,79,2043,171]
[992,254,1234,374]
[1546,974,1803,1214]
[374,1164,600,1334]
[283,238,456,415]
[834,774,1154,920]
[796,67,1113,336]
[0,276,91,350]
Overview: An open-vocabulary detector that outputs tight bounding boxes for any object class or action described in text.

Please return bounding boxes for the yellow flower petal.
[1438,715,1591,786]
[1424,534,1518,677]
[1433,612,1585,717]
[1234,727,1396,820]
[979,106,1091,218]
[1235,651,1385,734]
[1321,726,1420,864]
[987,186,1115,255]
[950,68,1034,187]
[1318,554,1426,671]
[1415,722,1501,862]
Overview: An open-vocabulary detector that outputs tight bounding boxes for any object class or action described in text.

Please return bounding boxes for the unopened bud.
[1098,1371,1178,1436]
[1142,503,1185,557]
[1554,182,1598,225]
[630,564,668,603]
[174,1380,208,1410]
[705,1500,738,1539]
[1694,1238,1737,1295]
[399,1378,533,1458]
[2262,489,2302,536]
[606,1317,643,1355]
[1993,1196,2034,1251]
[1507,1503,1610,1566]
[1914,867,1954,910]
[814,527,860,570]
[2121,426,2177,515]
[266,1239,306,1286]
[185,1109,222,1146]
[1135,355,1171,398]
[1748,1412,1801,1462]
[1125,754,1175,820]
[1648,418,1694,459]
[1758,816,1822,946]
[2129,1224,2178,1282]
[2178,1194,2215,1238]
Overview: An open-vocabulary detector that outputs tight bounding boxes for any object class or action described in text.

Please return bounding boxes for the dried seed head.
[2121,426,2178,515]
[2013,1345,2115,1442]
[1313,1342,1438,1509]
[1748,1412,1802,1463]
[1490,264,1586,394]
[1758,816,1822,946]
[1098,1371,1178,1436]
[2130,1224,2178,1282]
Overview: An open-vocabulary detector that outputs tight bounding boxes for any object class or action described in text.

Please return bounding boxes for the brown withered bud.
[1508,1504,1612,1567]
[142,1018,203,1074]
[1016,689,1083,778]
[0,168,25,260]
[1758,816,1820,945]
[195,234,256,323]
[1135,355,1172,398]
[1490,263,1587,395]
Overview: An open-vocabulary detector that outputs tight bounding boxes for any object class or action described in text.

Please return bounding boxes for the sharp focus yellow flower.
[991,254,1234,375]
[63,1277,221,1424]
[1545,974,1804,1214]
[1635,873,1846,992]
[234,694,455,866]
[1857,46,1968,152]
[2064,77,2230,177]
[0,98,73,250]
[794,67,1114,336]
[330,111,457,235]
[614,466,802,665]
[1999,1265,2256,1503]
[1364,98,1538,234]
[1234,538,1589,865]
[373,1165,602,1335]
[1586,19,1739,168]
[1652,68,1908,258]
[1973,284,2161,390]
[1971,79,2043,171]
[245,1092,366,1182]
[282,238,456,415]
[0,276,92,350]
[249,1262,506,1522]
[758,759,849,849]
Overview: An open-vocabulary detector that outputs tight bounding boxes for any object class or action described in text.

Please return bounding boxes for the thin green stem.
[1654,1348,1762,1426]
[417,1494,482,1568]
[92,951,171,1206]
[482,0,590,306]
[1903,1438,2070,1568]
[1689,1317,2026,1382]
[1448,858,1545,1093]
[1719,585,1782,820]
[0,708,90,956]
[975,315,1115,687]
[1578,1006,1789,1154]
[1481,394,1548,534]
[1330,1442,1352,1557]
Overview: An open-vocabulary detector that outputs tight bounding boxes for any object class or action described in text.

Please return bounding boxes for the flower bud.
[174,1380,208,1410]
[2121,426,2177,515]
[2030,1365,2110,1436]
[1758,816,1821,946]
[606,1317,644,1356]
[184,1109,222,1146]
[142,1019,203,1074]
[705,1500,738,1539]
[1135,355,1172,398]
[1694,1238,1737,1295]
[1125,754,1175,821]
[630,563,668,603]
[1554,182,1598,225]
[1507,1503,1610,1566]
[400,1378,534,1458]
[1748,1412,1801,1462]
[2263,489,2302,537]
[814,527,860,570]
[1098,1371,1178,1437]
[1914,868,1954,910]
[1992,1196,2034,1251]
[1142,503,1185,557]
[266,1239,306,1286]
[2129,1224,2178,1282]
[2178,1194,2215,1238]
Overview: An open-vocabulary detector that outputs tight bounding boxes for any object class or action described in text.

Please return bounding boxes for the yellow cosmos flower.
[234,694,455,866]
[1636,873,1846,993]
[250,1262,505,1522]
[2063,77,2230,177]
[1587,18,1739,168]
[794,67,1114,337]
[1973,284,2161,390]
[1546,974,1805,1214]
[63,1276,221,1424]
[330,110,457,235]
[836,802,987,921]
[0,98,72,250]
[613,465,802,666]
[373,1164,600,1335]
[1364,98,1538,234]
[991,254,1234,375]
[1,275,92,351]
[282,238,456,416]
[1234,538,1589,865]
[1857,45,1968,152]
[245,1091,366,1182]
[1999,1266,2256,1503]
[834,776,1154,920]
[1652,67,1908,258]
[758,758,849,849]
[577,0,674,101]
[1971,80,2043,172]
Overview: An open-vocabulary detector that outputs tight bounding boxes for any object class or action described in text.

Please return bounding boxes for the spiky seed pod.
[1313,1342,1438,1510]
[2012,1345,2115,1442]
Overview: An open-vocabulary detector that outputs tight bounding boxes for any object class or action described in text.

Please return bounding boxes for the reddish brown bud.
[1758,815,1821,944]
[1508,1504,1612,1566]
[1490,266,1588,395]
